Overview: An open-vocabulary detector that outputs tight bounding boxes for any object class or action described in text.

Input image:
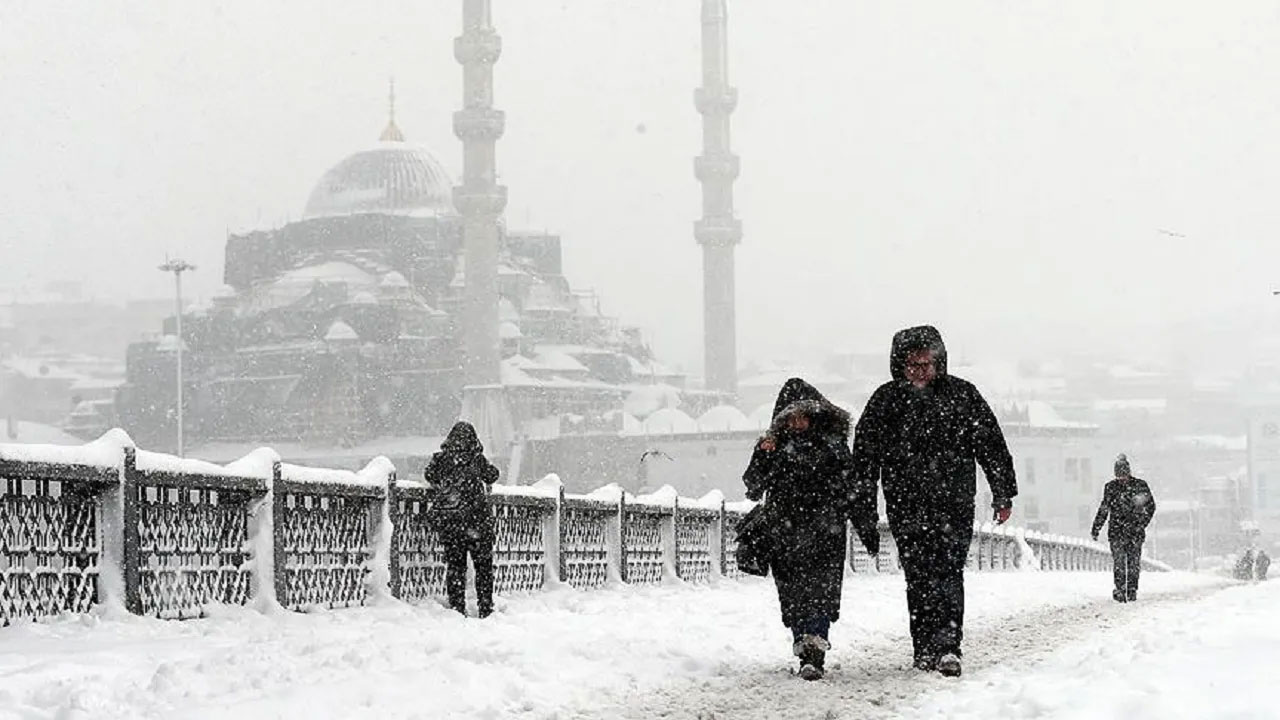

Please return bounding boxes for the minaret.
[454,0,513,452]
[695,0,742,398]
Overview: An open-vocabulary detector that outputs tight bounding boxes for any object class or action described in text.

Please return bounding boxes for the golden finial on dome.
[380,77,405,142]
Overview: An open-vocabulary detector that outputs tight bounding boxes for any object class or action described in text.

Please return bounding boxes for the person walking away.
[743,378,880,681]
[1091,453,1156,602]
[850,326,1017,677]
[424,421,500,617]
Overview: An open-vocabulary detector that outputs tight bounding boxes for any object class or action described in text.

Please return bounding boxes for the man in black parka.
[1091,454,1156,602]
[850,326,1017,677]
[424,421,501,617]
[743,378,880,681]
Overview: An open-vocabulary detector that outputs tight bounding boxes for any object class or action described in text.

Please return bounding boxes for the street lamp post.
[158,259,195,456]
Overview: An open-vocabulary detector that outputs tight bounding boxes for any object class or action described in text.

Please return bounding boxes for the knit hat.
[1114,453,1131,478]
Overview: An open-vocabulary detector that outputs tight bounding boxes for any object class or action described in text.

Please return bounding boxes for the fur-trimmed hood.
[768,378,851,441]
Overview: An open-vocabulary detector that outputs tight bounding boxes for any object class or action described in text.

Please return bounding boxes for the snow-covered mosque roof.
[304,142,455,220]
[642,408,698,435]
[324,321,359,342]
[624,384,682,418]
[696,405,754,432]
[379,271,410,289]
[499,321,523,340]
[1024,401,1096,430]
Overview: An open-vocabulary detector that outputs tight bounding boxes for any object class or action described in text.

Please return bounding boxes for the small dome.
[697,405,753,432]
[642,408,697,436]
[324,321,359,342]
[380,271,410,288]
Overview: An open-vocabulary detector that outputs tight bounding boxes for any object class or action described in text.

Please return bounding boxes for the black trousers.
[443,529,495,616]
[1110,535,1144,600]
[896,521,973,659]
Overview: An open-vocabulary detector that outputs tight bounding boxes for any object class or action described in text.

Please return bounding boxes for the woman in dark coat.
[743,378,880,680]
[423,421,500,617]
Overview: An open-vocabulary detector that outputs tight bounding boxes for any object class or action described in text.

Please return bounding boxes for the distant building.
[115,110,676,456]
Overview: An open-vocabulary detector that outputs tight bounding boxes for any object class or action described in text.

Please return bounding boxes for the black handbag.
[734,503,775,577]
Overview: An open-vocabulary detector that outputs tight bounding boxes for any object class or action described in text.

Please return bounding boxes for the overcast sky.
[2,1,1278,374]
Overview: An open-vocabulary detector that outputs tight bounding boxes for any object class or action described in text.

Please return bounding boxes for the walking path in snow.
[0,571,1250,720]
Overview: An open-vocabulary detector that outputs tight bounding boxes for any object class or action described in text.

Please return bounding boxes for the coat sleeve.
[849,387,887,535]
[742,442,775,501]
[1091,483,1111,537]
[480,457,500,486]
[1139,480,1156,528]
[423,455,441,487]
[969,386,1018,503]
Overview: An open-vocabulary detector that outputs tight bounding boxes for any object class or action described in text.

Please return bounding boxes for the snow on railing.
[0,431,1149,625]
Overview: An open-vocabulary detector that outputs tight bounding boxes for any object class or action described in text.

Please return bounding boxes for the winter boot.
[913,654,938,672]
[1112,589,1127,603]
[793,634,829,681]
[936,653,962,678]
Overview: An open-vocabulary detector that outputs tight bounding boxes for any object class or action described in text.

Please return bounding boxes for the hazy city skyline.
[3,1,1279,374]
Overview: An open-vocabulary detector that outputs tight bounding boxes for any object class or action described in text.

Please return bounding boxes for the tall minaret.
[695,0,742,398]
[454,0,512,451]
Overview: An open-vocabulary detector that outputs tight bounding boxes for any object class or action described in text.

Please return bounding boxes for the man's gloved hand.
[992,497,1013,525]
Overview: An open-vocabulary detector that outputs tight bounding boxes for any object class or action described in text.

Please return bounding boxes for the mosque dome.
[303,92,454,219]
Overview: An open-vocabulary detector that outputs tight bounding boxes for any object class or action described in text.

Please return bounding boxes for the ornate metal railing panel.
[277,487,376,610]
[393,492,448,604]
[560,499,612,590]
[492,497,549,595]
[675,509,715,584]
[622,506,666,585]
[0,472,103,625]
[136,482,257,618]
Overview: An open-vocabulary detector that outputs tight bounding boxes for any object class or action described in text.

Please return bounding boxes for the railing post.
[717,498,727,578]
[665,497,679,581]
[386,470,402,600]
[94,447,127,614]
[617,493,629,584]
[121,447,141,615]
[544,484,563,587]
[271,461,288,610]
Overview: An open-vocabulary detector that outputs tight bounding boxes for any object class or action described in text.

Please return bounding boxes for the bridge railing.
[0,431,1159,625]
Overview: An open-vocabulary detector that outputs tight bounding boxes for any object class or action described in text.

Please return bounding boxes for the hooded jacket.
[741,378,871,626]
[851,326,1017,534]
[423,421,500,537]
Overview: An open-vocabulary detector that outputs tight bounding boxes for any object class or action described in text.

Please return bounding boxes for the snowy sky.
[1,1,1278,372]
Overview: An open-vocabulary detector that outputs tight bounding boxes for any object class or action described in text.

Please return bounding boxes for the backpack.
[427,482,471,522]
[734,503,777,577]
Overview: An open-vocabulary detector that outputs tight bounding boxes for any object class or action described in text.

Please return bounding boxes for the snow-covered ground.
[0,571,1246,719]
[907,578,1280,720]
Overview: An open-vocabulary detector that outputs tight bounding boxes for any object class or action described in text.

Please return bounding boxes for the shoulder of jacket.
[944,375,984,398]
[866,381,904,408]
